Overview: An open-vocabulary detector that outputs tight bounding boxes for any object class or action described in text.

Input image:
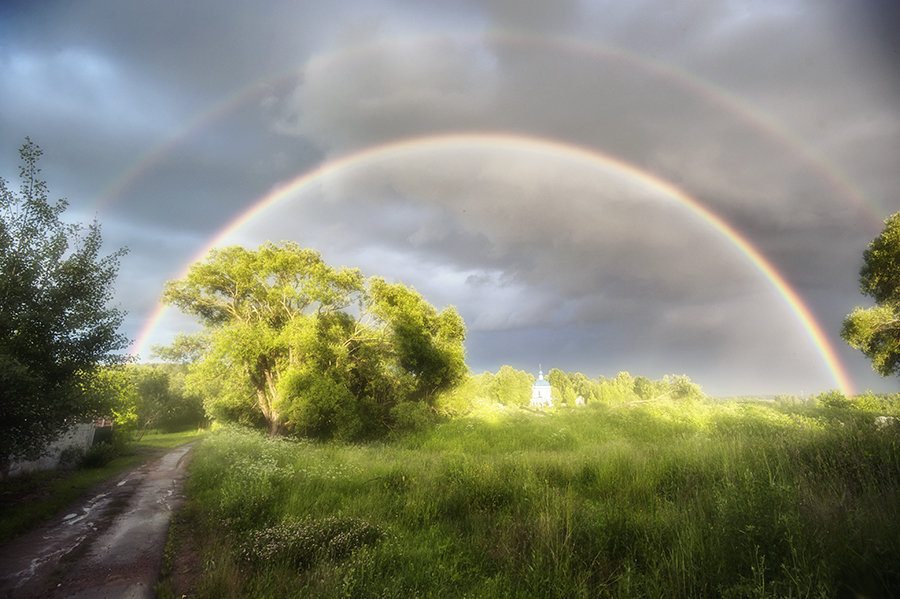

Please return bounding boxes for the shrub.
[57,446,84,469]
[389,401,433,433]
[79,441,118,468]
[815,389,850,409]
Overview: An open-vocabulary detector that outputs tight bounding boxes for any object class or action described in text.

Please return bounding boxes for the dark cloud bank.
[1,0,898,395]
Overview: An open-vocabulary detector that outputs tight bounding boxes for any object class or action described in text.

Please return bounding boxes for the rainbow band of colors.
[96,31,885,231]
[132,132,856,396]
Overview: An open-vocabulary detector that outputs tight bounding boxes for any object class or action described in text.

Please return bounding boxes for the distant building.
[531,368,553,407]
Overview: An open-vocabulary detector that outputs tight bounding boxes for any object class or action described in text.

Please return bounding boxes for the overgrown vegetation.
[111,363,207,437]
[0,139,128,473]
[435,367,704,415]
[159,242,467,441]
[842,211,900,378]
[177,393,900,598]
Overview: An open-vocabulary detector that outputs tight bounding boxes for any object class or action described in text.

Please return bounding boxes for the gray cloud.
[1,0,897,396]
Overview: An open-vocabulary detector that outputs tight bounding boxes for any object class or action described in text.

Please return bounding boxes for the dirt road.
[0,443,196,599]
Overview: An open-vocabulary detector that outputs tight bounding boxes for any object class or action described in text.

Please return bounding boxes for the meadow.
[172,398,900,598]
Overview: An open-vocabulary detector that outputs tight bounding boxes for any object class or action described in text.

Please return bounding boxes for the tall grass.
[180,400,900,597]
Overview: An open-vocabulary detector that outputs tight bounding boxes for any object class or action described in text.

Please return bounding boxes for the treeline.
[437,367,704,416]
[99,363,206,436]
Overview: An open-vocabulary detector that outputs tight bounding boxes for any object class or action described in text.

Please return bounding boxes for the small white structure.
[531,368,553,407]
[8,423,97,477]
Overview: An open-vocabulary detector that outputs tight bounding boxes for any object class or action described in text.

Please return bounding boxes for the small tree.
[842,212,900,379]
[0,139,128,471]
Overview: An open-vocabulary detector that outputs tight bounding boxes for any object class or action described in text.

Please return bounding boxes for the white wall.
[8,423,96,477]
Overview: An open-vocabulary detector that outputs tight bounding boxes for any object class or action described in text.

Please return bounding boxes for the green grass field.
[176,401,899,597]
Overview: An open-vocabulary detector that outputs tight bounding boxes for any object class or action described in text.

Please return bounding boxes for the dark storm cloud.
[1,0,897,395]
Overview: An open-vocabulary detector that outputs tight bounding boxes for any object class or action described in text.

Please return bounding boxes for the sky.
[1,0,898,397]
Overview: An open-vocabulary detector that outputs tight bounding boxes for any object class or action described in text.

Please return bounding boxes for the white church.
[530,368,553,407]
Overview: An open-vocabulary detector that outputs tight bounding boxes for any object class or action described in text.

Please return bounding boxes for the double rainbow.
[131,132,856,396]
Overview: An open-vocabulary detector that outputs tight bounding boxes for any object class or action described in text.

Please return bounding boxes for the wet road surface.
[0,443,196,599]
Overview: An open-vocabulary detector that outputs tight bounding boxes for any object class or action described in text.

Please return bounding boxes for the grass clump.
[178,401,900,598]
[239,516,384,566]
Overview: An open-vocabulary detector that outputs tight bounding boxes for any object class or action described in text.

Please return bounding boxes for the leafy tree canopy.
[0,139,128,466]
[489,365,533,406]
[162,242,467,439]
[842,212,900,378]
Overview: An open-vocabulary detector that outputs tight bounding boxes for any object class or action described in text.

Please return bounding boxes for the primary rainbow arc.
[132,132,856,396]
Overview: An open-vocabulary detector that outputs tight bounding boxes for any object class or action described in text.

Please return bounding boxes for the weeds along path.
[0,442,197,599]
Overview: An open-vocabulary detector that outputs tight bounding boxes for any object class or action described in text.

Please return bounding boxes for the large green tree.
[162,242,467,438]
[842,212,900,378]
[0,139,128,469]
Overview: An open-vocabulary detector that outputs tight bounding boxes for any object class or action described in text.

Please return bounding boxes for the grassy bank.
[0,429,207,545]
[178,401,899,597]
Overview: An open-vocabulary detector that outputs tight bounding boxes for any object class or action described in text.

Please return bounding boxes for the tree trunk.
[255,387,281,436]
[250,360,282,436]
[262,368,281,436]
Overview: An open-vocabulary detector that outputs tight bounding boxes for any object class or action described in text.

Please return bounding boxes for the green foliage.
[129,364,206,433]
[389,400,433,433]
[435,372,494,416]
[162,243,467,440]
[368,277,467,405]
[83,366,138,430]
[181,400,900,598]
[815,389,851,409]
[78,441,119,468]
[842,212,900,378]
[852,390,886,412]
[632,375,653,399]
[663,374,704,402]
[278,368,363,440]
[860,212,900,305]
[0,139,128,465]
[843,304,900,377]
[163,242,366,435]
[489,365,533,406]
[435,368,707,416]
[547,368,580,405]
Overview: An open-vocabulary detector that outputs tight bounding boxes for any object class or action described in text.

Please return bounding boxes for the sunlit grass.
[180,400,900,597]
[132,428,208,449]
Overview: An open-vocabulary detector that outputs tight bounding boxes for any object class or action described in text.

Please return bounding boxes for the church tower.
[531,366,553,407]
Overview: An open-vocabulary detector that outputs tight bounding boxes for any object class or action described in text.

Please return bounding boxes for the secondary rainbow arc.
[131,132,856,396]
[94,31,884,231]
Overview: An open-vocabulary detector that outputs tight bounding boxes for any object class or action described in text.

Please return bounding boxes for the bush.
[390,401,433,433]
[815,389,851,409]
[57,446,84,469]
[79,441,119,468]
